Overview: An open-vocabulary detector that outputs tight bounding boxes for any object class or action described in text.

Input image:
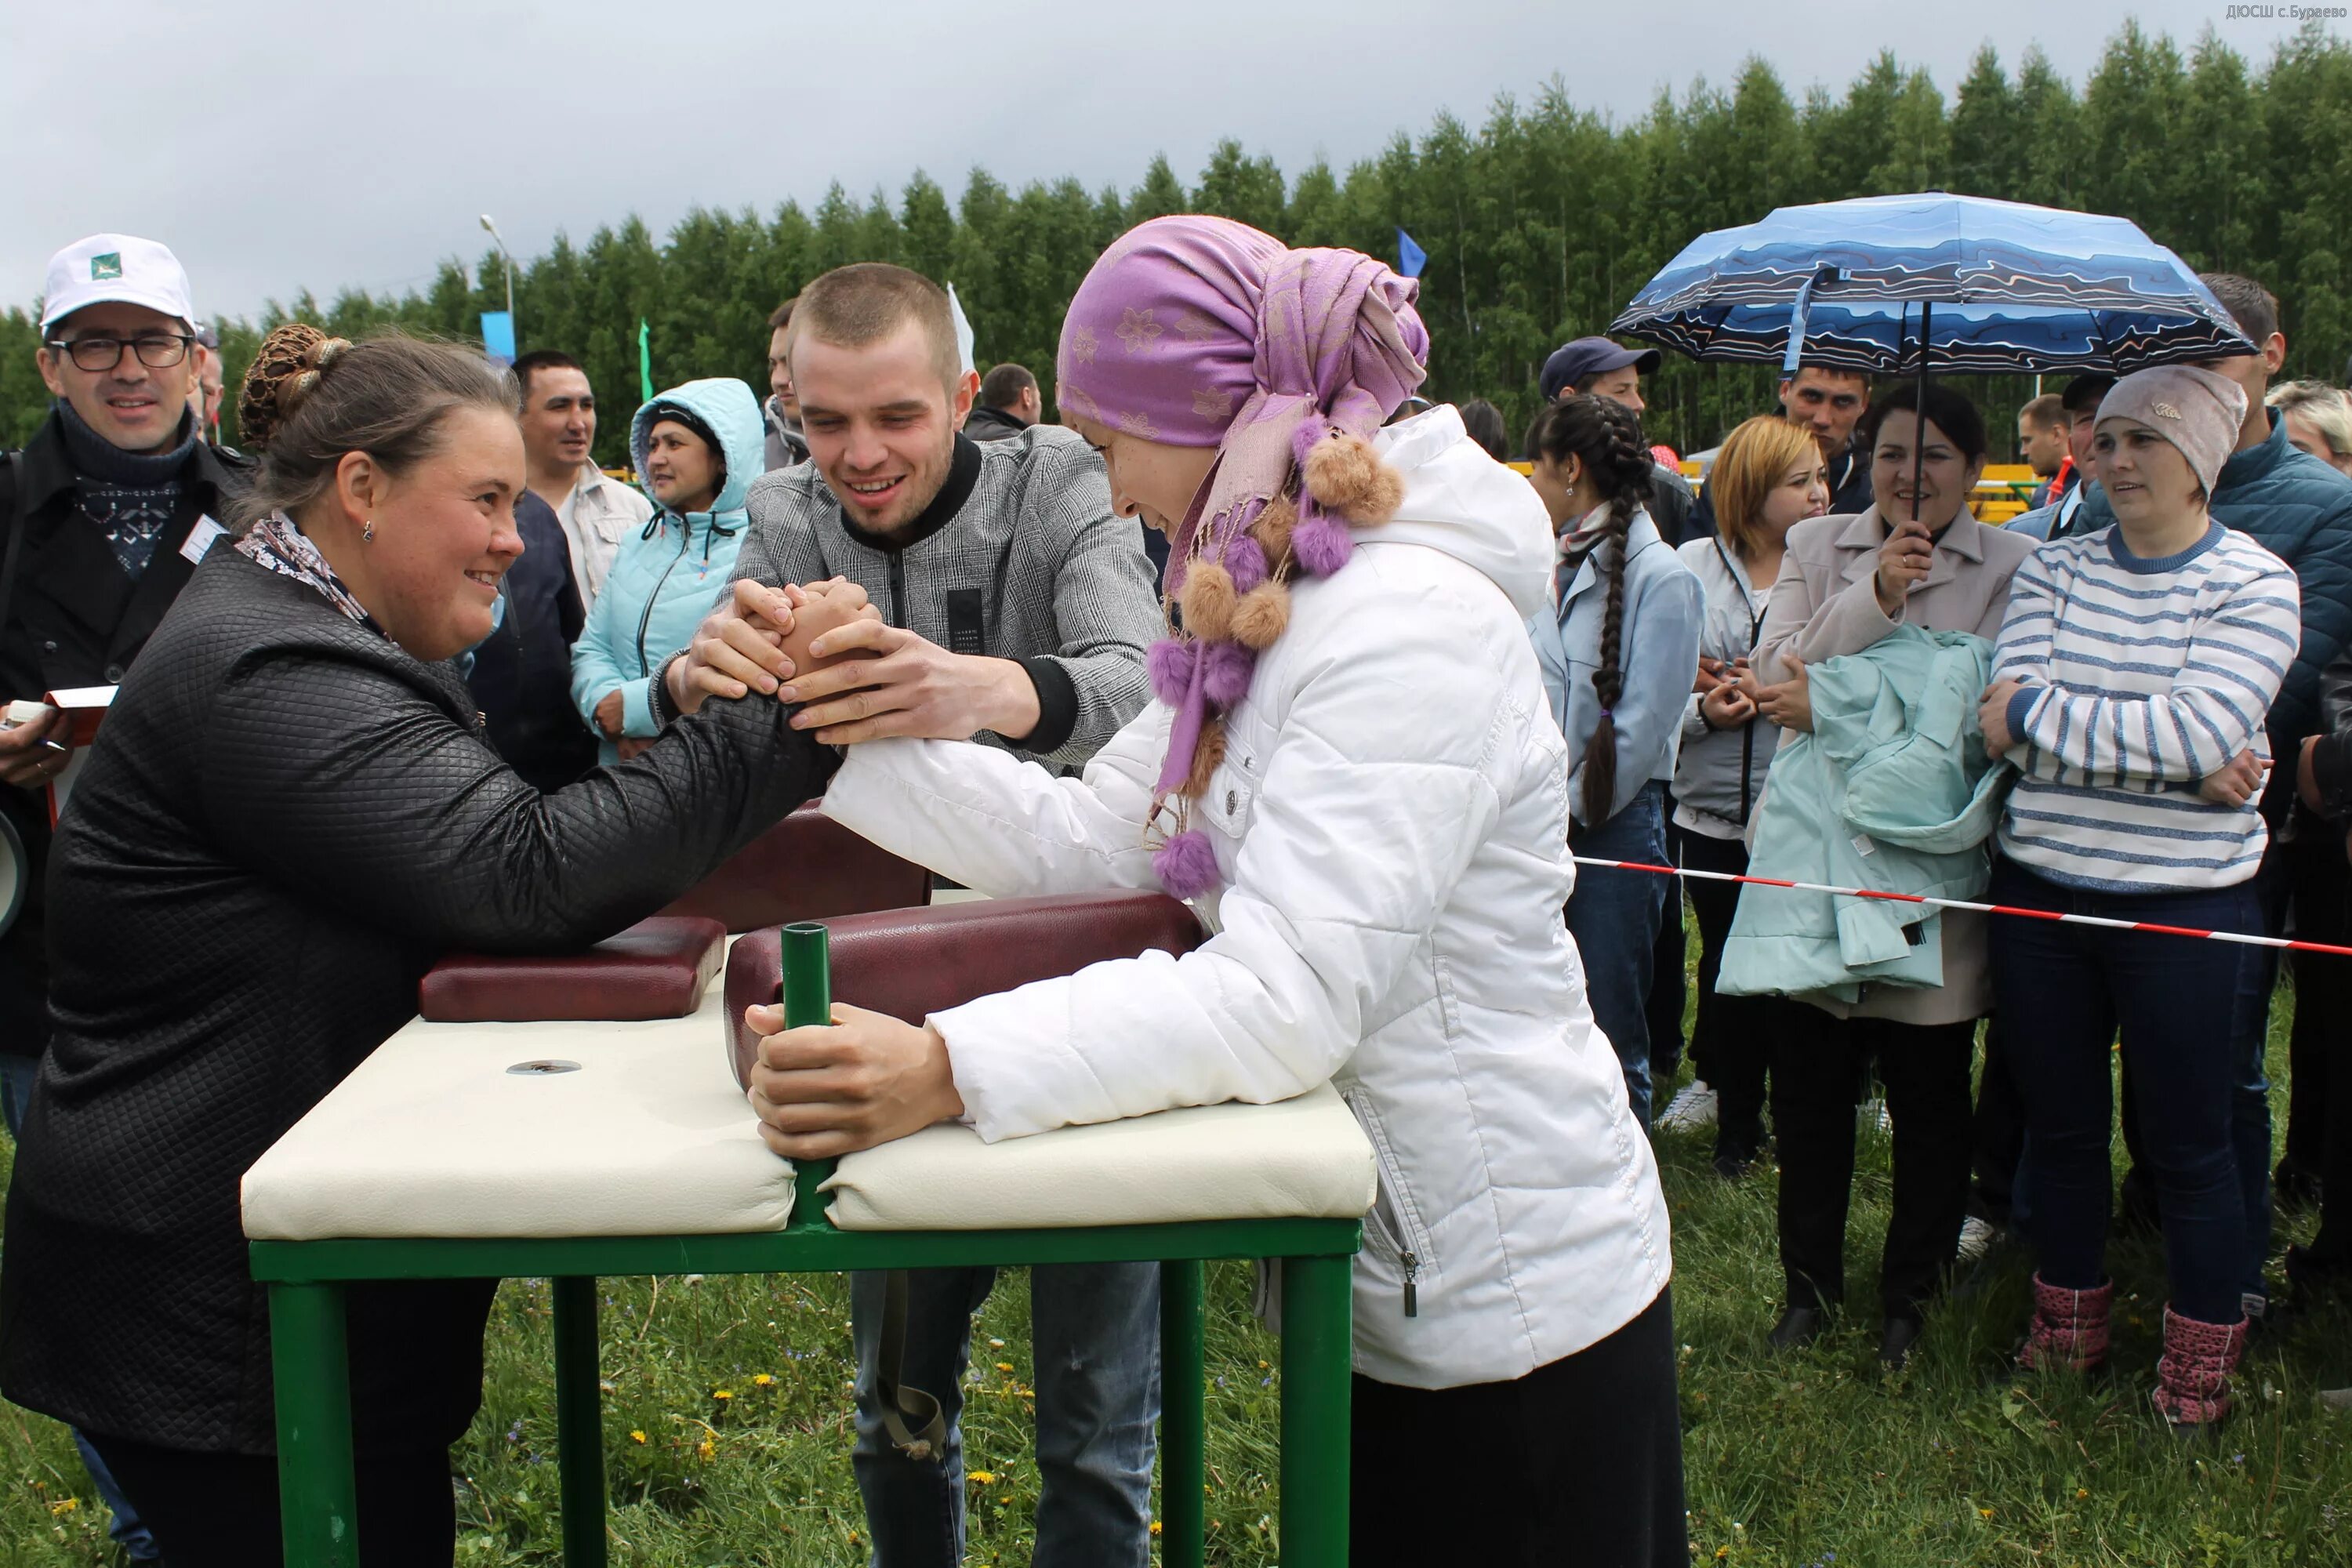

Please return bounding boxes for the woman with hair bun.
[1523,394,1704,1129]
[0,325,846,1565]
[713,216,1686,1566]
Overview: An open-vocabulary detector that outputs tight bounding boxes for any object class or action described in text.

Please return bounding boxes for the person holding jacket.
[1526,394,1704,1127]
[0,327,843,1565]
[1670,415,1827,1175]
[688,216,1686,1568]
[572,378,761,764]
[1746,382,2035,1367]
[1984,365,2299,1428]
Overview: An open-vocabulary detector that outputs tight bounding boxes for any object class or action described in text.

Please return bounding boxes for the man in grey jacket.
[657,262,1163,1568]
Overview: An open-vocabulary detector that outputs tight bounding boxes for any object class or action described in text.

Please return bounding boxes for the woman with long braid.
[1525,396,1704,1127]
[693,215,1687,1566]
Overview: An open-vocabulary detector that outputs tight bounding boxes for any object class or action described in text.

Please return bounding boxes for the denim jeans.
[1990,861,2257,1325]
[1566,781,1671,1125]
[849,1263,1159,1568]
[2,1054,160,1562]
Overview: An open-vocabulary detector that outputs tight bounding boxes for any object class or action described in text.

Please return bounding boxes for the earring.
[361,520,375,543]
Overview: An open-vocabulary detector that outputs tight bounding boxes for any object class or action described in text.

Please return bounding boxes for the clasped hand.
[666,578,1037,746]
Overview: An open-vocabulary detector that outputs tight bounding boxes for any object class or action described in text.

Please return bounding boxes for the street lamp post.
[480,213,517,339]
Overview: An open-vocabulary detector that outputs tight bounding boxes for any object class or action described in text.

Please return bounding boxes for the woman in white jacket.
[1671,415,1828,1178]
[725,216,1681,1567]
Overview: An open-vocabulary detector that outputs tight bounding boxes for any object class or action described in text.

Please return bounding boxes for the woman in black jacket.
[0,326,840,1566]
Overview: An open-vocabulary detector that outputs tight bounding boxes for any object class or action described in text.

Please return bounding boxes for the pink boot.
[2018,1273,2113,1373]
[2151,1306,2248,1428]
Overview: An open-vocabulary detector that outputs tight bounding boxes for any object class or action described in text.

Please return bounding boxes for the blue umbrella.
[1610,192,2252,376]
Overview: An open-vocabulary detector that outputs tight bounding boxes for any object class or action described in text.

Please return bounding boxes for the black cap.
[1540,336,1662,402]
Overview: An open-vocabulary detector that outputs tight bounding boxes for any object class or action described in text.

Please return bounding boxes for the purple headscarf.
[1056,215,1430,896]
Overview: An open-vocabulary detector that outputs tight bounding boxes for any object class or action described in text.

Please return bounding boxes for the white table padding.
[822,1083,1376,1232]
[240,980,794,1241]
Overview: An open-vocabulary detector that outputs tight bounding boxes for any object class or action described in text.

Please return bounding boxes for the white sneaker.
[1657,1080,1718,1132]
[1956,1215,2001,1265]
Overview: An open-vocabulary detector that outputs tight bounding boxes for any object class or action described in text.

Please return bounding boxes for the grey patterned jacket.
[732,426,1161,768]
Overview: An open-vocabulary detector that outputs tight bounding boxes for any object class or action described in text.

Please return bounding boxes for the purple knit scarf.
[1055,215,1428,895]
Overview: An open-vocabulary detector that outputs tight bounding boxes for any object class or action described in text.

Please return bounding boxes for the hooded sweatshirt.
[822,408,1671,1389]
[571,379,764,763]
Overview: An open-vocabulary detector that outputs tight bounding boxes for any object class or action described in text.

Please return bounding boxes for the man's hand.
[592,688,626,739]
[1753,659,1813,733]
[1979,677,2026,755]
[1875,516,1935,615]
[785,619,1040,746]
[1694,655,1730,697]
[2200,748,2263,808]
[0,706,68,791]
[745,1001,965,1160]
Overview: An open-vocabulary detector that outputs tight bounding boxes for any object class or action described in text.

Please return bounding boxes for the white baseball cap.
[39,234,196,336]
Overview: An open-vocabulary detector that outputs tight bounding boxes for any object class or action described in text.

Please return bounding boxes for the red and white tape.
[1570,857,2352,960]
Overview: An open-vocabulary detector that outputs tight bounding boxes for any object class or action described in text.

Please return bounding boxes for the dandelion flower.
[969,1472,996,1486]
[713,1389,735,1401]
[996,1362,1015,1373]
[630,1431,648,1445]
[753,1374,775,1388]
[49,1497,79,1516]
[1150,1521,1163,1537]
[1978,1508,1994,1520]
[696,1438,716,1461]
[2074,1488,2089,1499]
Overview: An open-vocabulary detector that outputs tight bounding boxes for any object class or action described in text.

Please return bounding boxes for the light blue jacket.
[569,378,764,764]
[1719,626,2011,1007]
[1529,506,1703,826]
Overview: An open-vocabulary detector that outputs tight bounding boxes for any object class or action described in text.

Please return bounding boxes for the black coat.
[0,412,252,1055]
[0,548,836,1453]
[466,491,597,792]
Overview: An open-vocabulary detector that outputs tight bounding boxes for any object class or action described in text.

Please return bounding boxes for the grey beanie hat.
[2096,365,2248,496]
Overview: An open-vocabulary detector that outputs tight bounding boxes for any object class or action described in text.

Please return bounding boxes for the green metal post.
[779,922,837,1229]
[1159,1259,1207,1568]
[552,1276,608,1568]
[1277,1254,1353,1568]
[270,1282,361,1568]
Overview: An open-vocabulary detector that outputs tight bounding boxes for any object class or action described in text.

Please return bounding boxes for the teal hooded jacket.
[569,379,764,764]
[1719,625,2012,1006]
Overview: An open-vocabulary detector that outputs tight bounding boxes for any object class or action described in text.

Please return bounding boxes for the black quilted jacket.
[0,548,835,1454]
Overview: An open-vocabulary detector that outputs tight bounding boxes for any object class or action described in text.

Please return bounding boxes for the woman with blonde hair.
[2267,379,2352,477]
[1670,416,1827,1175]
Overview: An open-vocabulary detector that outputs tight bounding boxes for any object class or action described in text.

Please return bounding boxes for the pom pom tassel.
[1291,511,1355,576]
[1303,430,1405,524]
[1178,561,1237,641]
[1148,638,1196,708]
[1154,829,1221,899]
[1230,583,1291,650]
[1200,639,1256,707]
[1222,533,1269,595]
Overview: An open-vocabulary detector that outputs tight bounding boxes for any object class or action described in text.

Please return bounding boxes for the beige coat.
[1751,506,2038,1024]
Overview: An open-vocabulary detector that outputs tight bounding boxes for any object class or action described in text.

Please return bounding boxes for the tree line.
[8,20,2352,468]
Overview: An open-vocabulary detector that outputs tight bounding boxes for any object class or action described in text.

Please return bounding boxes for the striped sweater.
[1991,521,2299,892]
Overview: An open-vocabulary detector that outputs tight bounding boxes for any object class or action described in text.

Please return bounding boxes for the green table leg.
[1159,1259,1207,1568]
[1278,1254,1352,1568]
[552,1276,608,1568]
[270,1281,360,1568]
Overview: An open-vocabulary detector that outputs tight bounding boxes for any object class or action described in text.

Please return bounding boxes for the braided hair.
[1526,394,1657,825]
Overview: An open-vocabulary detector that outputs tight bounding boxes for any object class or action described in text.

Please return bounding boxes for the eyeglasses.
[45,333,197,372]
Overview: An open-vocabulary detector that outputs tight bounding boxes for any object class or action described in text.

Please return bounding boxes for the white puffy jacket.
[822,407,1671,1388]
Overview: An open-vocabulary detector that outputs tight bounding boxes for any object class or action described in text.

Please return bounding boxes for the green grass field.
[2,967,2347,1566]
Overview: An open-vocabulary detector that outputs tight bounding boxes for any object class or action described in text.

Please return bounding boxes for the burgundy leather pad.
[661,805,933,935]
[420,914,727,1022]
[724,891,1207,1087]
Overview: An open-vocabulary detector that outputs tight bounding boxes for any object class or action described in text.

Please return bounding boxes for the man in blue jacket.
[2057,273,2352,1320]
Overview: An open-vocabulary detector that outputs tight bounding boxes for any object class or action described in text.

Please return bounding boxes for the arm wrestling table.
[241,922,1373,1568]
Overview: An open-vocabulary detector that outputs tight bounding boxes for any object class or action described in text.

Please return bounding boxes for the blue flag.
[1396,228,1427,279]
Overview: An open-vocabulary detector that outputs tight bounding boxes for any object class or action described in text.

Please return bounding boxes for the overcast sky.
[4,0,2325,323]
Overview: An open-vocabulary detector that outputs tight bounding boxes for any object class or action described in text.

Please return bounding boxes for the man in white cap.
[0,230,245,1562]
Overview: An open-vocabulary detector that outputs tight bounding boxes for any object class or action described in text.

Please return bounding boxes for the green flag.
[637,318,652,405]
